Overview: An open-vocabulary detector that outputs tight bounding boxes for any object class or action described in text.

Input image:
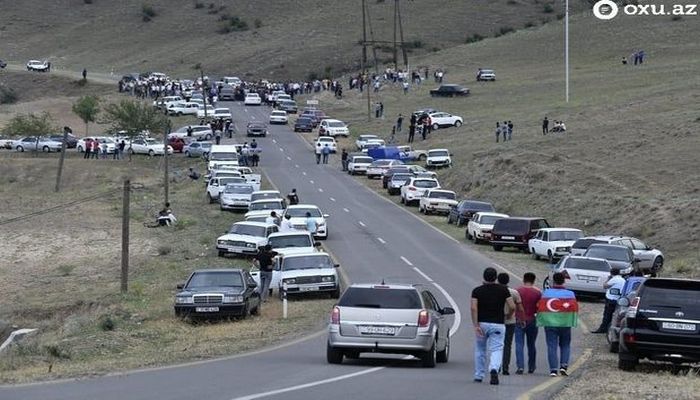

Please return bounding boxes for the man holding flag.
[537,272,578,377]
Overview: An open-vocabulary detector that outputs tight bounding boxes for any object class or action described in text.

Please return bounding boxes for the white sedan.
[26,60,49,72]
[356,134,380,150]
[347,155,373,175]
[216,221,279,257]
[269,110,288,124]
[196,104,216,119]
[283,204,329,239]
[318,119,349,137]
[400,177,440,206]
[213,108,232,120]
[128,138,173,156]
[428,112,463,130]
[166,102,200,116]
[244,93,262,106]
[529,228,584,263]
[426,149,452,168]
[315,136,337,153]
[466,212,510,244]
[418,189,458,215]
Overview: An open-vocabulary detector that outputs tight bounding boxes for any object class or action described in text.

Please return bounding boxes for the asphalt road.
[0,100,579,400]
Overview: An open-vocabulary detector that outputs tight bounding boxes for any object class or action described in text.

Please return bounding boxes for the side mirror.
[176,283,184,289]
[333,264,340,268]
[617,297,629,307]
[323,214,330,218]
[248,281,258,289]
[440,307,455,315]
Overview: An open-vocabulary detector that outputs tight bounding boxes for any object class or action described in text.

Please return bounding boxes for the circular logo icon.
[593,0,619,20]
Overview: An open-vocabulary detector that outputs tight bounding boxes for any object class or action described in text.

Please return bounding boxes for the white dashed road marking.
[377,237,386,244]
[272,139,277,143]
[309,180,314,184]
[329,197,336,202]
[302,172,307,176]
[318,188,323,193]
[343,208,349,213]
[400,256,414,266]
[279,148,284,152]
[286,156,291,161]
[295,164,299,168]
[412,267,434,282]
[358,221,366,227]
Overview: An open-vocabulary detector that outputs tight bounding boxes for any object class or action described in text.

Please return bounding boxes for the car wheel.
[542,276,551,289]
[436,335,449,363]
[618,351,638,371]
[418,154,426,161]
[330,288,340,299]
[608,337,619,353]
[148,149,155,157]
[547,251,554,264]
[250,303,260,316]
[454,121,462,127]
[652,256,663,273]
[532,249,540,260]
[16,146,24,152]
[432,123,439,131]
[41,145,50,152]
[421,339,437,368]
[77,146,83,153]
[493,245,503,252]
[184,151,191,157]
[205,134,212,140]
[326,342,344,364]
[400,196,405,204]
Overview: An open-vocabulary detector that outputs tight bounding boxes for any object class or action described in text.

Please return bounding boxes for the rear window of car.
[564,257,610,272]
[464,201,495,212]
[584,245,630,262]
[639,281,700,315]
[572,238,605,249]
[339,287,422,309]
[493,219,529,234]
[413,180,438,188]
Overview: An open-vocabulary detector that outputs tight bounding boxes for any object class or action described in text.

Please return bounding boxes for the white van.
[208,145,239,171]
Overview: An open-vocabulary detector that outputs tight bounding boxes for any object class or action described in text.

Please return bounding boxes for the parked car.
[618,278,700,370]
[476,69,496,81]
[244,198,288,221]
[166,102,200,116]
[26,60,49,72]
[277,100,298,114]
[347,155,374,175]
[213,108,232,121]
[582,244,640,273]
[246,122,268,137]
[318,119,349,137]
[216,221,279,257]
[206,176,246,203]
[300,109,327,126]
[220,183,255,211]
[400,177,440,206]
[244,93,262,105]
[0,135,14,149]
[153,96,184,109]
[529,228,584,263]
[427,112,463,130]
[466,212,509,244]
[174,269,260,319]
[387,172,415,195]
[251,190,283,203]
[543,256,615,295]
[171,125,213,140]
[326,283,454,367]
[425,149,452,168]
[14,136,63,152]
[419,189,458,215]
[283,204,329,239]
[269,110,288,125]
[429,84,470,97]
[355,134,380,150]
[366,159,405,180]
[360,139,386,154]
[128,138,173,156]
[294,117,314,132]
[381,165,412,188]
[0,60,7,69]
[490,217,551,252]
[48,133,79,149]
[218,87,236,101]
[267,231,318,257]
[196,104,216,118]
[76,137,117,154]
[184,141,212,158]
[395,145,428,161]
[276,252,340,298]
[610,237,664,276]
[315,136,337,153]
[447,200,496,227]
[607,276,646,353]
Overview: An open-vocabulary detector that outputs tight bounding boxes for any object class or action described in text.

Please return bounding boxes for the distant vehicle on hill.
[429,84,469,97]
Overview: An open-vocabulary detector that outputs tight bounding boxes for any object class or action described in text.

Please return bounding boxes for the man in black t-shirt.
[254,245,278,302]
[471,267,516,385]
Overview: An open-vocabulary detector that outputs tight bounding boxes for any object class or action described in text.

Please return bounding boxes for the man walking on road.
[341,149,348,171]
[315,144,322,164]
[499,273,523,376]
[471,267,516,385]
[322,144,331,164]
[537,272,578,377]
[515,272,542,374]
[591,268,625,333]
[495,122,501,143]
[254,245,278,302]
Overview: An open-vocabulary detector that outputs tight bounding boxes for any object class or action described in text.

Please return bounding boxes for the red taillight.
[418,310,429,327]
[408,187,417,191]
[331,306,340,325]
[623,333,636,343]
[562,270,571,280]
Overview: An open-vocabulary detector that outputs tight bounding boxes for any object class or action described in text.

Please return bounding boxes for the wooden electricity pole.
[54,126,72,192]
[362,0,371,121]
[393,0,398,71]
[121,179,131,293]
[163,121,171,206]
[397,0,408,70]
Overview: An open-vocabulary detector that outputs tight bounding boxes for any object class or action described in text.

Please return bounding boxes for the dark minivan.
[490,217,550,252]
[618,278,700,370]
[446,200,495,226]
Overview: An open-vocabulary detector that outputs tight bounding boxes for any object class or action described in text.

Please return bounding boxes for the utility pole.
[564,0,570,103]
[393,0,398,71]
[201,68,209,120]
[54,126,71,192]
[121,179,131,293]
[397,0,408,70]
[361,0,368,71]
[163,120,171,205]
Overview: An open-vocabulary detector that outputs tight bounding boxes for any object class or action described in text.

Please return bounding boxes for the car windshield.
[429,150,449,157]
[338,288,422,309]
[480,215,504,225]
[286,208,322,218]
[215,109,229,114]
[639,284,700,310]
[429,191,455,199]
[584,246,630,261]
[218,177,245,186]
[465,202,495,211]
[360,135,378,140]
[370,160,391,167]
[272,111,286,116]
[248,124,266,129]
[572,238,605,249]
[481,69,494,74]
[251,192,280,202]
[353,157,373,164]
[549,230,583,241]
[210,152,238,161]
[297,118,312,124]
[268,235,313,248]
[228,224,266,237]
[328,122,345,128]
[249,200,284,210]
[225,185,253,194]
[282,255,333,271]
[563,257,610,272]
[392,173,413,181]
[187,271,243,288]
[413,180,438,188]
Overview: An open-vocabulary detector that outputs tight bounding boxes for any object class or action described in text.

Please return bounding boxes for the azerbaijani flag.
[536,288,578,328]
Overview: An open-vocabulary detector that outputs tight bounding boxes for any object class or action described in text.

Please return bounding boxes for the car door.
[244,271,261,303]
[423,291,447,347]
[530,230,544,255]
[629,238,654,269]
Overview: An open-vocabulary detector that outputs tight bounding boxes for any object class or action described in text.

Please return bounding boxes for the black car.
[277,100,298,114]
[294,117,314,132]
[381,165,412,188]
[490,217,550,252]
[618,278,700,370]
[48,133,79,149]
[247,122,268,137]
[175,269,261,319]
[446,200,495,226]
[0,60,7,69]
[607,276,646,353]
[219,87,236,101]
[429,84,470,97]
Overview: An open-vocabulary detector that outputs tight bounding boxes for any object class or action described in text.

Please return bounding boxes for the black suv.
[618,278,700,370]
[490,217,550,252]
[446,200,495,226]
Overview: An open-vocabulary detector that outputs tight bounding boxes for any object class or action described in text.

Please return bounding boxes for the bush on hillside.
[218,16,249,33]
[465,33,485,44]
[494,26,515,37]
[254,19,263,29]
[524,21,536,28]
[194,1,204,9]
[0,85,18,104]
[543,4,554,13]
[84,0,94,4]
[404,40,424,49]
[142,4,157,22]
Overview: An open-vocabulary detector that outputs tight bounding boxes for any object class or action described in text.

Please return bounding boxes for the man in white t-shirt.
[592,268,626,333]
[498,273,524,375]
[280,215,295,232]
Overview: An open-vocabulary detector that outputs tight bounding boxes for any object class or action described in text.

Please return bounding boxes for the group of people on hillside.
[495,121,514,142]
[622,49,646,65]
[542,116,567,134]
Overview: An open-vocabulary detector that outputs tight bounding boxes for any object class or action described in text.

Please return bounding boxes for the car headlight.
[556,247,568,252]
[218,240,225,245]
[318,221,326,227]
[176,296,194,304]
[321,276,335,282]
[245,242,256,248]
[283,278,296,284]
[223,295,244,303]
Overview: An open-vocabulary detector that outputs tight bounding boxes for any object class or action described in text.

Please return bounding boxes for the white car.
[128,138,173,156]
[283,204,329,239]
[366,159,405,179]
[276,94,292,103]
[171,125,213,140]
[26,60,49,72]
[0,135,14,150]
[14,136,63,152]
[400,177,440,206]
[355,134,380,150]
[206,176,247,203]
[219,183,255,211]
[418,189,458,215]
[318,119,349,137]
[251,190,283,203]
[467,212,510,244]
[153,96,184,109]
[269,110,288,125]
[276,252,340,298]
[166,102,200,116]
[244,198,288,221]
[426,149,452,168]
[265,231,318,257]
[428,112,463,130]
[216,221,279,257]
[213,108,232,120]
[223,76,242,86]
[476,69,496,82]
[196,104,216,119]
[360,139,386,153]
[347,155,374,175]
[244,93,262,106]
[529,228,584,263]
[76,137,117,153]
[395,145,428,161]
[315,136,337,153]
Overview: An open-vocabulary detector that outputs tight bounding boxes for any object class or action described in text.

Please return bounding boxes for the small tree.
[72,95,100,136]
[102,99,169,161]
[1,112,55,137]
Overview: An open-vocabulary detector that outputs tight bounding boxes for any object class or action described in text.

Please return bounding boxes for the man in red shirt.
[515,272,542,374]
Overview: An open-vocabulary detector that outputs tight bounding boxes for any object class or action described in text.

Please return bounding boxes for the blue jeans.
[259,271,273,301]
[474,322,505,379]
[515,320,539,371]
[544,327,571,372]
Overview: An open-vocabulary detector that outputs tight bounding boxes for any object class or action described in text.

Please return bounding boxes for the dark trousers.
[322,153,329,164]
[84,149,90,159]
[92,150,99,159]
[396,122,402,132]
[515,320,539,372]
[596,299,618,332]
[215,136,221,145]
[502,323,515,373]
[315,153,321,164]
[543,126,548,135]
[341,159,348,171]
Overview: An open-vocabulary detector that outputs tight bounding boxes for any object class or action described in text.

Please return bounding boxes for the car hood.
[280,268,337,279]
[218,233,266,243]
[273,247,318,257]
[177,287,244,295]
[244,209,284,219]
[288,217,325,225]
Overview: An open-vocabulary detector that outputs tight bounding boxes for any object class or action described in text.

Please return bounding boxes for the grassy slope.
[0,0,588,79]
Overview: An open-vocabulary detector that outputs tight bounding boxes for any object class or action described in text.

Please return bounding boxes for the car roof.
[577,235,625,241]
[501,217,546,221]
[287,204,321,210]
[348,283,419,290]
[428,148,449,152]
[474,212,509,218]
[563,255,611,264]
[283,252,330,259]
[538,228,582,232]
[586,243,628,250]
[192,268,243,274]
[321,118,343,123]
[253,190,281,194]
[268,231,313,238]
[428,189,455,193]
[232,221,276,228]
[250,198,284,204]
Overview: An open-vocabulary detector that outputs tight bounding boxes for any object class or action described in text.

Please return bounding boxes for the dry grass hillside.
[0,0,589,79]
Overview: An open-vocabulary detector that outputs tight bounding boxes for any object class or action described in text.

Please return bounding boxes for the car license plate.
[300,286,319,292]
[195,307,219,312]
[501,236,515,240]
[662,322,696,331]
[359,326,396,335]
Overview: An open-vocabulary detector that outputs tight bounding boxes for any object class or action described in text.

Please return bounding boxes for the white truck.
[208,145,239,171]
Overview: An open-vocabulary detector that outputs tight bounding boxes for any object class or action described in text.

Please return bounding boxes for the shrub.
[405,40,423,49]
[524,21,536,28]
[157,245,172,256]
[0,85,18,104]
[543,3,554,13]
[44,343,71,359]
[507,0,518,4]
[218,16,249,33]
[556,13,565,20]
[254,18,262,29]
[99,315,116,331]
[498,26,515,36]
[56,264,76,277]
[142,4,156,22]
[84,0,94,4]
[194,1,204,9]
[466,33,485,43]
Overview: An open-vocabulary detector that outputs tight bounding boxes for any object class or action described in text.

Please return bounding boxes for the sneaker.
[490,369,499,385]
[474,378,483,383]
[550,371,558,377]
[515,369,524,375]
[502,370,510,376]
[559,367,568,376]
[528,369,536,374]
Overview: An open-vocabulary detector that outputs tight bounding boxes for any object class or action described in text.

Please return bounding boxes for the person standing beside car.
[287,188,299,205]
[341,149,348,171]
[591,268,625,334]
[254,245,278,302]
[515,272,542,375]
